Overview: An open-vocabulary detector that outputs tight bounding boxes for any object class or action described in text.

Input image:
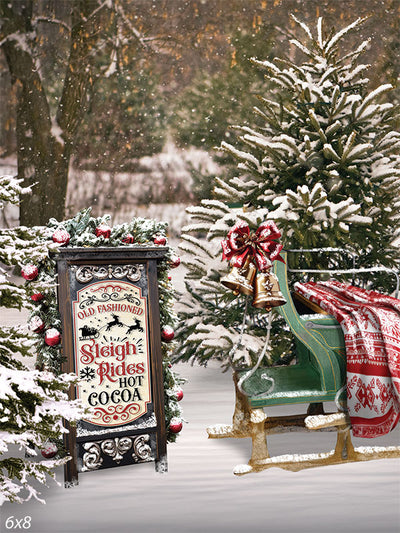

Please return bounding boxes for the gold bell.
[252,271,287,310]
[221,257,257,296]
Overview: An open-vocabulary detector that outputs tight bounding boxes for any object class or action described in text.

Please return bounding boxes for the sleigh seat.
[207,250,400,474]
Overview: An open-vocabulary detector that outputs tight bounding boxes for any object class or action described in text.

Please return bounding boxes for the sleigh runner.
[208,249,400,474]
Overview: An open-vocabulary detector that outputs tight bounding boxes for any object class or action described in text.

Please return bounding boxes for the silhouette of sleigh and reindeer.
[78,313,143,340]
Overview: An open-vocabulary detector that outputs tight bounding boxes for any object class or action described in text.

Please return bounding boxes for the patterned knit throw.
[295,280,400,438]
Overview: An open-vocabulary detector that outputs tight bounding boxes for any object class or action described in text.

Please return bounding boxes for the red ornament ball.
[161,326,175,342]
[31,292,45,302]
[154,235,167,246]
[29,316,45,333]
[169,417,183,434]
[45,328,61,346]
[52,229,70,245]
[21,264,38,281]
[169,255,181,269]
[122,233,135,244]
[174,388,184,402]
[95,224,112,239]
[41,442,58,459]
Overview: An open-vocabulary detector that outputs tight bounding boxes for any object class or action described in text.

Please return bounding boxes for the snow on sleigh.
[208,245,400,475]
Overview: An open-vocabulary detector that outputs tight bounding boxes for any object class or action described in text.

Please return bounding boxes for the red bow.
[221,220,284,272]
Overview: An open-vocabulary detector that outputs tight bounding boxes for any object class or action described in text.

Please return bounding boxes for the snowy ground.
[1,273,400,533]
[0,357,399,533]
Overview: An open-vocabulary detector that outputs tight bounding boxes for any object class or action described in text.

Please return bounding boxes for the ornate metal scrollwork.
[133,435,152,461]
[113,265,144,281]
[101,437,133,464]
[81,434,153,471]
[75,264,144,284]
[82,441,103,471]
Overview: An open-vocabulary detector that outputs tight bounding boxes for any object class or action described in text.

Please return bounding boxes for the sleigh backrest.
[273,250,346,396]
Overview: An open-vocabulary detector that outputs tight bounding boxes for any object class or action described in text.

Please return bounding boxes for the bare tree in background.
[0,0,244,225]
[0,0,165,225]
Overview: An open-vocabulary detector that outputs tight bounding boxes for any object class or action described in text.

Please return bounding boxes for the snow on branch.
[289,38,313,58]
[291,15,313,40]
[355,84,393,119]
[221,141,262,172]
[115,3,159,52]
[80,0,113,24]
[250,58,280,73]
[324,17,367,54]
[0,31,34,54]
[179,234,215,258]
[0,176,31,209]
[33,16,71,32]
[317,17,324,48]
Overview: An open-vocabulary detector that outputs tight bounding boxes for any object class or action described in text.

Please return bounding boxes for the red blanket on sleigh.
[295,280,400,438]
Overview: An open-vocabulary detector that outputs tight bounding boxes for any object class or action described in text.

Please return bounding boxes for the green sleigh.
[207,250,400,474]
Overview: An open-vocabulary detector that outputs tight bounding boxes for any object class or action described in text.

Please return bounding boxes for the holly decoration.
[45,328,61,346]
[31,292,45,302]
[41,442,58,459]
[122,234,135,244]
[21,264,38,281]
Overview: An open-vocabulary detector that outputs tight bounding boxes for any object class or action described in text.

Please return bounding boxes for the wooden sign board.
[57,247,168,486]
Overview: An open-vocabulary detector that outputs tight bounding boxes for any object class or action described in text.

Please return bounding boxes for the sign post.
[57,247,168,486]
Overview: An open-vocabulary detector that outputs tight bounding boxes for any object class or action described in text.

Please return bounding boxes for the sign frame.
[57,247,168,486]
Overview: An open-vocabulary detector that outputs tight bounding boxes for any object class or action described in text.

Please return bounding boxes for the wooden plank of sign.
[146,258,167,472]
[57,254,79,487]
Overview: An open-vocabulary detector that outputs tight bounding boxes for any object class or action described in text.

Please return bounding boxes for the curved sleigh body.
[207,250,400,474]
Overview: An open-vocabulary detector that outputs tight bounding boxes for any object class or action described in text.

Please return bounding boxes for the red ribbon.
[221,220,284,272]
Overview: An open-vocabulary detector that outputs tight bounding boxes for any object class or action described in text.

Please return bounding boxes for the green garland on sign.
[22,208,184,442]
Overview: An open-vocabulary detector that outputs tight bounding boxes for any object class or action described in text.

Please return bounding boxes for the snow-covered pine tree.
[176,16,400,369]
[0,176,85,504]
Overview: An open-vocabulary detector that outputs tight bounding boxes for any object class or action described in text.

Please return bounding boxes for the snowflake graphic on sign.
[80,367,96,381]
